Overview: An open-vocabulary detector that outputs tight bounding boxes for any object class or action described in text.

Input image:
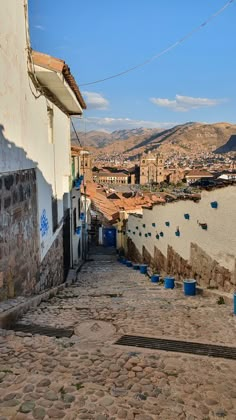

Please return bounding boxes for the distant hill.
[71,127,161,149]
[214,135,236,153]
[71,122,236,157]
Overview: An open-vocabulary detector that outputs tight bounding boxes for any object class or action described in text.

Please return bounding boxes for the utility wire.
[71,119,83,147]
[81,0,234,86]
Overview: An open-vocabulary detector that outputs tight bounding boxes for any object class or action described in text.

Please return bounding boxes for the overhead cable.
[71,119,83,147]
[80,0,234,86]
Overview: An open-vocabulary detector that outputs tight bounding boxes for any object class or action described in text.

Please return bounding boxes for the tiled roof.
[186,169,213,178]
[32,51,86,110]
[85,182,165,223]
[95,172,128,177]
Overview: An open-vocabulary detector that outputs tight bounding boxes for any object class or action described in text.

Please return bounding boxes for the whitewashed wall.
[0,1,71,260]
[127,186,236,273]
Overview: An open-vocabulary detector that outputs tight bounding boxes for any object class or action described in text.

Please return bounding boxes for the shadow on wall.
[0,123,65,300]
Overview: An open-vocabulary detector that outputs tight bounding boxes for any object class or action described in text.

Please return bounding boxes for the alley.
[0,247,236,420]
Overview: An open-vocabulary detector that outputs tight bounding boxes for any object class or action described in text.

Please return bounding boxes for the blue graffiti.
[40,209,49,237]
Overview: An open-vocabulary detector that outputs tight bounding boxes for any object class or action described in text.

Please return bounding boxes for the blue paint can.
[133,264,139,270]
[140,264,148,275]
[164,276,175,289]
[151,274,160,283]
[183,279,196,296]
[234,292,236,315]
[126,260,132,268]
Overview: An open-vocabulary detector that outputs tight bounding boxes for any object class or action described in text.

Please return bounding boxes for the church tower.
[140,151,164,185]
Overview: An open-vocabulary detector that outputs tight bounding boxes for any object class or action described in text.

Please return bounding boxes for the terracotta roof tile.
[32,50,86,110]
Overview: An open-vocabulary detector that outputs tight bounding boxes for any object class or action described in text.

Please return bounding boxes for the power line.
[71,119,82,147]
[80,0,234,87]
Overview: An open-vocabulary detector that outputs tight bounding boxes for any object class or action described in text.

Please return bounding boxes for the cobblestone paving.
[0,248,236,419]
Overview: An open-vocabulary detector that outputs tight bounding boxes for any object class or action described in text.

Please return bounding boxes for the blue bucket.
[151,274,160,283]
[234,292,236,315]
[133,264,139,270]
[126,261,132,268]
[140,264,148,275]
[120,258,126,264]
[183,279,196,296]
[164,276,175,289]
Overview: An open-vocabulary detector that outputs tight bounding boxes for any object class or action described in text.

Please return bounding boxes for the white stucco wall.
[0,1,71,260]
[127,186,236,273]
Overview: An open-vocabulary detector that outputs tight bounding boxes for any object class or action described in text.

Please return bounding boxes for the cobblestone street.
[0,247,236,420]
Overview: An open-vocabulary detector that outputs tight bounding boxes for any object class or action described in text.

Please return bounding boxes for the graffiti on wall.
[40,209,49,237]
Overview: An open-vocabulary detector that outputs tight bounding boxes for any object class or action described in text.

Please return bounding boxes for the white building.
[0,0,86,300]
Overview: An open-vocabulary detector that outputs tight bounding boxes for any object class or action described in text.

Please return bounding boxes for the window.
[73,208,77,234]
[51,196,58,232]
[47,106,54,144]
[78,197,81,218]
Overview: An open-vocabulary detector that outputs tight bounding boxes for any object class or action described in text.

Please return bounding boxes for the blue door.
[103,228,116,247]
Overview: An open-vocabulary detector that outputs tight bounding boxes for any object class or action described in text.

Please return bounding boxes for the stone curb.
[0,263,84,329]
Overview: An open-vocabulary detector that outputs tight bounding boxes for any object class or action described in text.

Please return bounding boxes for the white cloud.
[82,91,109,110]
[34,25,45,31]
[150,94,224,112]
[74,116,177,132]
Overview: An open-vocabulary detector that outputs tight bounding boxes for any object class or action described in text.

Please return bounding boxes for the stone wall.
[126,237,142,262]
[36,228,64,293]
[127,185,236,292]
[0,169,65,301]
[0,169,39,300]
[127,238,236,292]
[190,243,234,292]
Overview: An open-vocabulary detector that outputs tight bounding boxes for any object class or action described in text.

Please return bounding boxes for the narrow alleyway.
[0,247,236,420]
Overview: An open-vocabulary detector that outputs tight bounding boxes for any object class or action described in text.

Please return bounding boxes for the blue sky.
[29,0,236,132]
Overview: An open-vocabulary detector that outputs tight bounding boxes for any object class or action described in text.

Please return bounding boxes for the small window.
[47,106,54,144]
[78,197,81,218]
[73,208,77,233]
[52,196,58,232]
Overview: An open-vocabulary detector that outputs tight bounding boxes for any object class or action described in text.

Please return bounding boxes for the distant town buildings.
[140,152,165,185]
[71,146,93,183]
[93,171,129,185]
[185,169,214,185]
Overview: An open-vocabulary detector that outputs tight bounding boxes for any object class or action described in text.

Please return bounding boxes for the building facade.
[140,152,165,185]
[93,172,129,184]
[126,184,236,293]
[0,1,86,300]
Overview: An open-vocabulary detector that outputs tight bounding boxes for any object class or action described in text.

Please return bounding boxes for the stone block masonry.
[0,169,39,301]
[36,228,64,293]
[0,169,65,301]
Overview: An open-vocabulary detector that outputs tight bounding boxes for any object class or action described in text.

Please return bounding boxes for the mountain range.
[72,122,236,157]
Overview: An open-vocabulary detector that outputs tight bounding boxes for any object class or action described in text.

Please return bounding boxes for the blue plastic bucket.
[151,274,160,283]
[140,264,148,275]
[133,264,139,270]
[121,258,126,264]
[164,277,175,289]
[183,279,196,296]
[234,292,236,315]
[126,261,132,268]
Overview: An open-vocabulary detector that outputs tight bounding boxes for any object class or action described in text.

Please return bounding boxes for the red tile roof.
[186,169,213,178]
[32,50,86,110]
